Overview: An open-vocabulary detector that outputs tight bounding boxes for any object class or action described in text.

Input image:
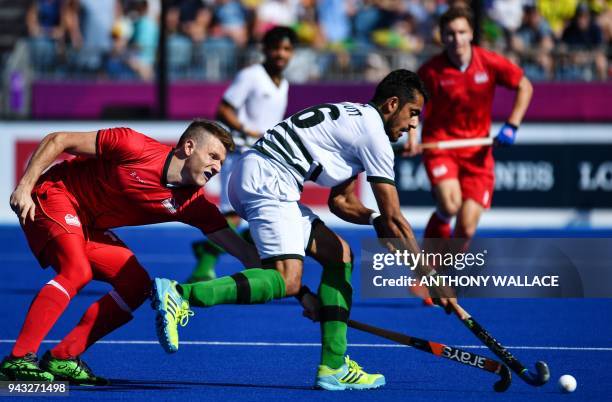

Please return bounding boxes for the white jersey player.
[160,70,456,391]
[223,63,289,151]
[189,27,296,283]
[226,70,452,389]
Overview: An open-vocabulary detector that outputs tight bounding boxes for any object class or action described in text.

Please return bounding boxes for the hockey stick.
[450,303,550,387]
[347,319,512,392]
[393,137,493,155]
[421,137,494,150]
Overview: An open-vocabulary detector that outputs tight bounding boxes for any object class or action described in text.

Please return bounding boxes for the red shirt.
[36,127,228,234]
[418,46,523,143]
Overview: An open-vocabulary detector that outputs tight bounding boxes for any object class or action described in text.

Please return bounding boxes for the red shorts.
[423,147,495,208]
[22,181,132,269]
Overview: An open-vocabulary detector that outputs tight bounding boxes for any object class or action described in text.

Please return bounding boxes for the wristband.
[368,212,381,225]
[505,122,518,130]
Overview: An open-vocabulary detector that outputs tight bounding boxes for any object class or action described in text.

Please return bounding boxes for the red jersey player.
[1,120,260,384]
[415,7,533,254]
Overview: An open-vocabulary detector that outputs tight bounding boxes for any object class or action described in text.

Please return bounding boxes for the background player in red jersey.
[415,7,533,254]
[2,120,260,384]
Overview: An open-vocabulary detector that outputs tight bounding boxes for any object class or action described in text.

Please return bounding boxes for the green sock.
[190,249,219,281]
[318,262,353,369]
[179,268,286,307]
[190,220,242,281]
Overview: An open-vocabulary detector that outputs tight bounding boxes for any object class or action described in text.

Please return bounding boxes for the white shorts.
[228,151,321,263]
[219,151,240,214]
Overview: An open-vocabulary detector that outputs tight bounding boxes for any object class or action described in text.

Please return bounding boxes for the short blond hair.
[178,119,235,153]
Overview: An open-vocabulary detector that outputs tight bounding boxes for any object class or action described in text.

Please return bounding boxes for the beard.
[384,110,401,143]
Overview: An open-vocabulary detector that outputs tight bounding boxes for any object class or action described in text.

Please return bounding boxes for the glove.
[295,286,320,322]
[494,122,518,147]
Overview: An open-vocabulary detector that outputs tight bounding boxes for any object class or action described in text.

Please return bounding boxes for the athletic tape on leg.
[109,290,133,313]
[47,279,71,301]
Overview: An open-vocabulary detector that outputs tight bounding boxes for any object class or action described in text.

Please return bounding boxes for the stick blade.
[535,361,550,384]
[493,364,512,392]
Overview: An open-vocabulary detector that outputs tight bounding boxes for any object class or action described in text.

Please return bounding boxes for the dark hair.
[438,6,475,34]
[370,69,429,107]
[178,119,235,153]
[262,26,297,48]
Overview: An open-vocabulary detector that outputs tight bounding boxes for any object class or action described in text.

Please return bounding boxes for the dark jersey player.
[415,7,533,256]
[1,120,260,384]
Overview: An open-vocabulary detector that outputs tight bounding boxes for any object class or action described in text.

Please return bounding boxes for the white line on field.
[0,339,610,351]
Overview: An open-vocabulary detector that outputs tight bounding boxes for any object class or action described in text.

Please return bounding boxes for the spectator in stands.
[254,0,299,40]
[372,11,424,53]
[407,0,441,45]
[318,0,353,46]
[194,0,248,80]
[127,0,159,80]
[561,2,608,80]
[62,0,82,50]
[166,2,194,79]
[485,0,524,52]
[26,0,63,41]
[283,0,324,83]
[512,5,555,80]
[210,0,248,47]
[591,0,612,45]
[353,0,383,48]
[488,0,524,36]
[106,13,135,79]
[293,0,325,48]
[177,0,211,43]
[537,0,579,39]
[77,0,122,72]
[26,0,64,70]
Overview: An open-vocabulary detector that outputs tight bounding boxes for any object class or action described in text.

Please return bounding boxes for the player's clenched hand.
[494,122,518,147]
[428,282,457,314]
[296,286,320,322]
[10,185,36,225]
[372,216,402,252]
[432,296,458,314]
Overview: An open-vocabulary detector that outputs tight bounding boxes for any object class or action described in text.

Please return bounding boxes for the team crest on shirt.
[474,72,489,84]
[432,164,448,178]
[161,198,178,214]
[129,171,146,184]
[64,214,81,227]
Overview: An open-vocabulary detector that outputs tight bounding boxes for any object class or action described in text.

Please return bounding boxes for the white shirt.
[252,102,396,190]
[223,63,289,144]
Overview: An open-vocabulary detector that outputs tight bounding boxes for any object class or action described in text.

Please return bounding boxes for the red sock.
[51,294,132,359]
[424,211,452,239]
[12,284,70,358]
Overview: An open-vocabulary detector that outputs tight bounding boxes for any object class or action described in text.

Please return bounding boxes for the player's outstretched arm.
[370,182,456,311]
[369,182,421,253]
[206,227,261,268]
[217,100,259,138]
[328,176,374,225]
[10,131,97,224]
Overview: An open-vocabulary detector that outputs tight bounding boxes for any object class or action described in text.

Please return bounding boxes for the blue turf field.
[1,225,611,402]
